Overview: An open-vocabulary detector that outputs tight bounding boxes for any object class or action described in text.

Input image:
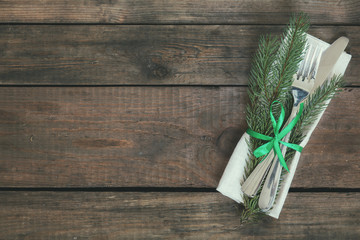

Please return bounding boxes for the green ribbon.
[246,101,304,172]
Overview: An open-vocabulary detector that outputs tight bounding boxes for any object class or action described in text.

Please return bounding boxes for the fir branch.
[276,75,345,197]
[247,35,279,135]
[298,75,344,131]
[250,35,279,104]
[270,13,309,105]
[239,195,265,223]
[246,13,310,140]
[241,13,310,222]
[289,75,345,147]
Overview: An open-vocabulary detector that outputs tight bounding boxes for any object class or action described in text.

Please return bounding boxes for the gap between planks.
[0,187,360,193]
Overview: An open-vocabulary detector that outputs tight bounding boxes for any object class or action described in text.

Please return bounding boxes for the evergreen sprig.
[288,75,345,150]
[239,195,265,223]
[280,75,345,178]
[270,13,309,104]
[246,13,309,141]
[296,75,345,131]
[241,13,310,222]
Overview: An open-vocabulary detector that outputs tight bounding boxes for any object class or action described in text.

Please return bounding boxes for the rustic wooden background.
[0,1,359,239]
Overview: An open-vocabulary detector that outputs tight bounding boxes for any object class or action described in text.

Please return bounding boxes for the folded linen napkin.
[216,34,352,219]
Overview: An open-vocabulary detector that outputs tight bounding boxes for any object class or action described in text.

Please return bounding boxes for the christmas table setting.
[0,2,359,238]
[217,13,352,221]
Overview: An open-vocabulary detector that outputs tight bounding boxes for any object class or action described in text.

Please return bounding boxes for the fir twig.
[241,13,310,223]
[279,75,345,178]
[288,75,345,148]
[239,195,265,223]
[270,13,309,104]
[247,35,278,136]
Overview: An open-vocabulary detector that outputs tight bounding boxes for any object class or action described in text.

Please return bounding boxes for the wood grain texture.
[0,0,359,25]
[0,25,358,86]
[0,87,358,188]
[0,191,359,239]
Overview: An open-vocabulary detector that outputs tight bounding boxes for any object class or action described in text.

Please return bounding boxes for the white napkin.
[217,34,352,219]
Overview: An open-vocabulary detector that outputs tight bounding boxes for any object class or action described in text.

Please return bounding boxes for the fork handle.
[258,105,300,211]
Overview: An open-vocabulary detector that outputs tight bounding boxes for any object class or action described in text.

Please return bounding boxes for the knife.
[311,36,349,92]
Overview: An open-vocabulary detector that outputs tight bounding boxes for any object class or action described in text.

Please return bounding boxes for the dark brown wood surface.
[0,25,358,85]
[0,192,359,239]
[0,87,358,188]
[0,1,359,239]
[0,0,359,25]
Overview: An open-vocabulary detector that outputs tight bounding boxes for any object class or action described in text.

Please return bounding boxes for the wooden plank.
[0,191,359,239]
[0,25,358,86]
[0,0,359,25]
[0,87,358,188]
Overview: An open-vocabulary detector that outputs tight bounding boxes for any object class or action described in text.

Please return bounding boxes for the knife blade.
[311,36,349,91]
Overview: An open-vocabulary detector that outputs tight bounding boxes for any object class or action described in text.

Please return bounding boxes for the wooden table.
[0,1,359,239]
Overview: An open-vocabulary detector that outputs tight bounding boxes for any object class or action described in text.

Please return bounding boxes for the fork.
[257,45,321,211]
[241,44,321,198]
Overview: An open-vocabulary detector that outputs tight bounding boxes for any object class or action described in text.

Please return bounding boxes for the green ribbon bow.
[246,101,304,172]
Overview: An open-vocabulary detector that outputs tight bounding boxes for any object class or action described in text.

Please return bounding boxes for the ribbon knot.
[246,101,304,172]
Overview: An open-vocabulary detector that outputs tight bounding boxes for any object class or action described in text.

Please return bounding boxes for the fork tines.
[296,44,321,82]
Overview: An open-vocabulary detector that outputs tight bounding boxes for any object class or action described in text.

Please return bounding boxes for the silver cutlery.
[258,45,320,211]
[241,44,319,198]
[258,36,349,211]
